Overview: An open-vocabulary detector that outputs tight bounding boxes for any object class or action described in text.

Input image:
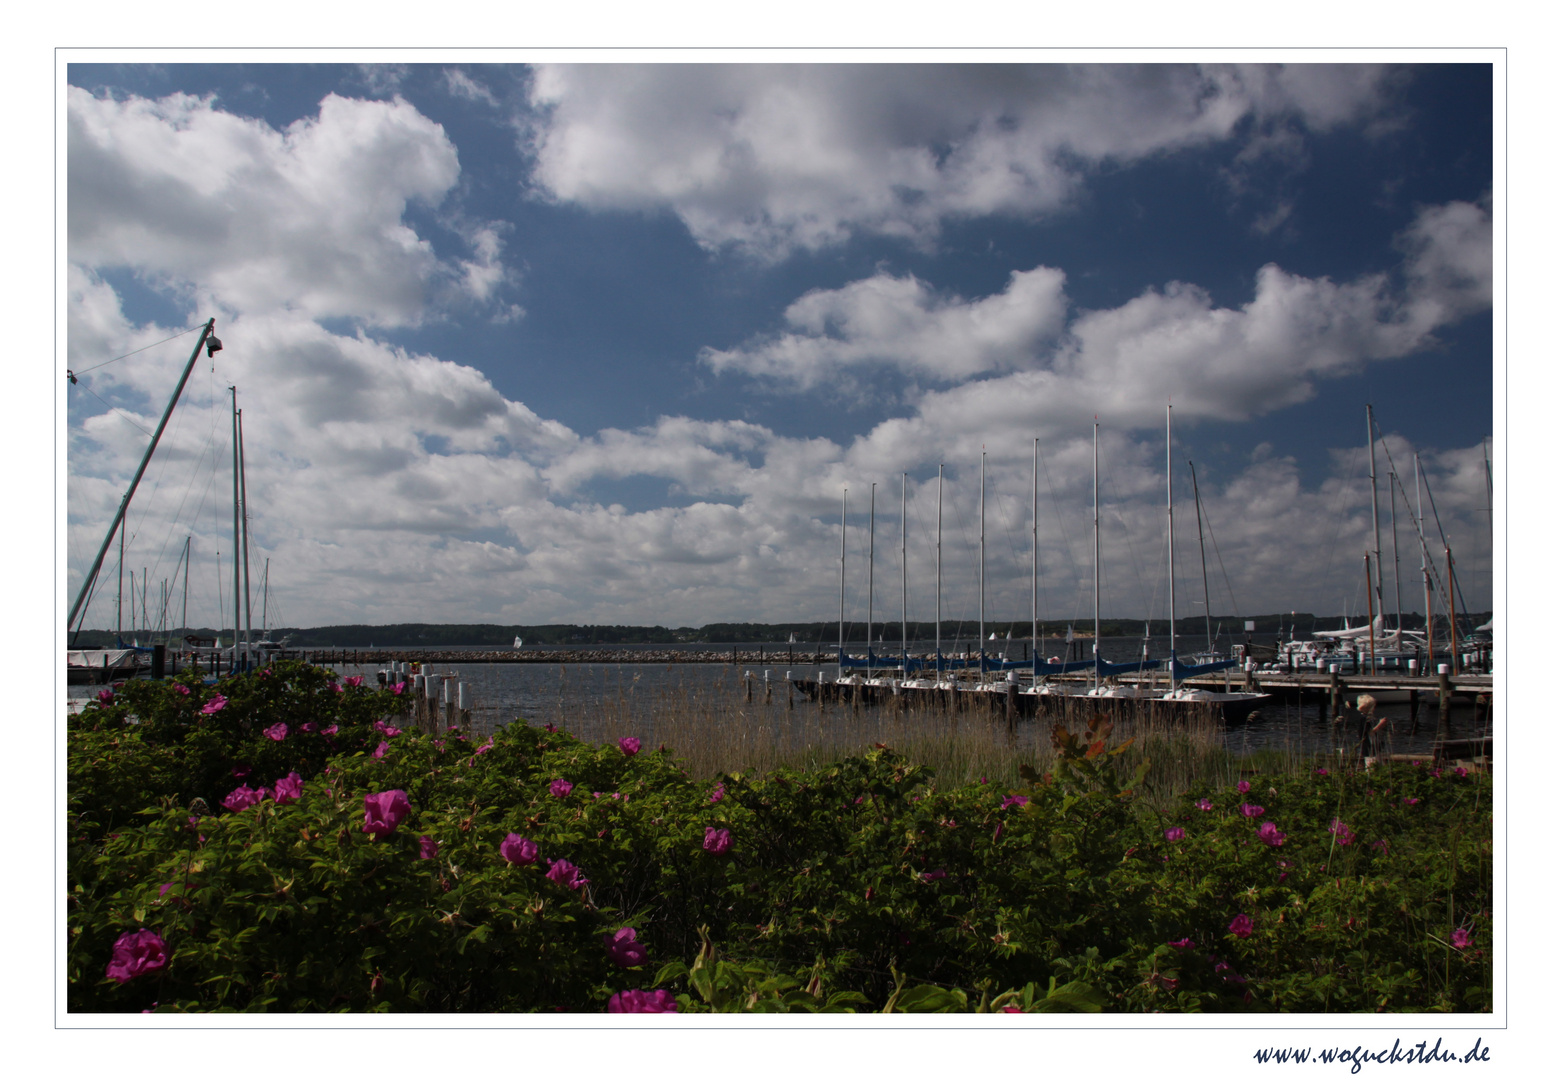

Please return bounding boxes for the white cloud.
[525,63,1397,258]
[443,68,499,108]
[68,88,492,326]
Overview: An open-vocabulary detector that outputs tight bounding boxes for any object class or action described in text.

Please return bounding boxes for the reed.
[547,671,1333,809]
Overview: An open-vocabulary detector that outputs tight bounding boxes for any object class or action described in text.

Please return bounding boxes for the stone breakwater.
[281,648,837,667]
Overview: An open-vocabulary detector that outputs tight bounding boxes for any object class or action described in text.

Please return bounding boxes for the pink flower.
[545,858,588,889]
[604,927,647,968]
[372,740,389,759]
[619,737,641,757]
[1239,803,1265,818]
[300,722,316,733]
[1256,821,1287,847]
[1228,913,1254,938]
[550,779,574,798]
[921,869,947,882]
[222,784,266,812]
[173,684,190,696]
[710,783,725,804]
[500,834,538,865]
[1168,937,1193,948]
[1454,767,1468,778]
[607,988,678,1013]
[1196,798,1214,811]
[1164,827,1185,842]
[1315,767,1329,776]
[362,790,411,837]
[345,675,364,688]
[390,682,405,695]
[1451,928,1472,950]
[1404,796,1420,805]
[201,695,227,714]
[105,929,168,983]
[263,722,288,741]
[473,736,495,756]
[1236,780,1250,794]
[1000,795,1030,810]
[273,772,304,805]
[159,882,175,897]
[97,688,114,703]
[419,835,439,860]
[323,724,338,735]
[703,827,732,855]
[1329,818,1356,845]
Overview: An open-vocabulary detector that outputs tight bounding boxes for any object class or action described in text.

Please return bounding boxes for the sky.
[63,61,1496,634]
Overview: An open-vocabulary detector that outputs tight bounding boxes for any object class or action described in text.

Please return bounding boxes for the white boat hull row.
[806,674,1269,721]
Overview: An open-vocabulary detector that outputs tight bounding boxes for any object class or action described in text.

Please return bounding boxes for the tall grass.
[530,670,1333,811]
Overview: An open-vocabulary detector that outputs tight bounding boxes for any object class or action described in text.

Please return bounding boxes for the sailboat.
[1158,405,1269,720]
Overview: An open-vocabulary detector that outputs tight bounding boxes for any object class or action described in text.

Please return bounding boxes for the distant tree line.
[67,611,1492,649]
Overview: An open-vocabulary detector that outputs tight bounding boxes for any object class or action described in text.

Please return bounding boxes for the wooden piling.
[1409,688,1420,735]
[1436,669,1453,741]
[1329,669,1340,719]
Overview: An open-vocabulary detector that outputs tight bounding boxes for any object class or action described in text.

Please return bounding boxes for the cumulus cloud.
[68,88,497,326]
[709,200,1492,449]
[525,63,1398,258]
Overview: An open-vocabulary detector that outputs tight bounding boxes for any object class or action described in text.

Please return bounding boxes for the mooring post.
[1329,668,1340,720]
[1409,688,1420,735]
[1005,679,1017,733]
[786,670,794,710]
[745,670,753,702]
[1436,667,1453,742]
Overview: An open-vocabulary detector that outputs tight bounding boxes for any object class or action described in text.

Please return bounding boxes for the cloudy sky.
[64,61,1495,634]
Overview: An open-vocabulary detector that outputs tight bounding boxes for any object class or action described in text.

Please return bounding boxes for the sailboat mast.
[838,487,847,679]
[1167,406,1177,692]
[1416,454,1433,671]
[900,473,907,674]
[1188,460,1213,652]
[979,451,986,677]
[181,536,190,645]
[261,558,270,636]
[1389,472,1403,638]
[1032,438,1039,669]
[239,407,253,657]
[867,482,876,678]
[1367,405,1383,648]
[231,387,242,668]
[117,523,125,639]
[936,465,943,677]
[1093,421,1100,691]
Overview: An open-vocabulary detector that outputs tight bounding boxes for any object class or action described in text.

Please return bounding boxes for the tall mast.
[935,465,943,678]
[1367,405,1382,648]
[116,521,125,639]
[900,473,907,675]
[231,387,242,668]
[1167,405,1177,691]
[1188,459,1213,652]
[1389,472,1403,638]
[867,482,876,678]
[1416,454,1433,671]
[181,536,190,646]
[239,407,253,657]
[979,451,986,678]
[262,558,270,636]
[1032,438,1039,670]
[1093,420,1100,691]
[68,319,218,632]
[838,487,847,679]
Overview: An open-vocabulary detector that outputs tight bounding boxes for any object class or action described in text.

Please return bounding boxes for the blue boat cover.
[1170,656,1240,678]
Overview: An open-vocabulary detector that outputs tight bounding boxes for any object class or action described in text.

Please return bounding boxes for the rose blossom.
[1239,803,1265,818]
[173,684,190,696]
[222,784,266,812]
[419,835,439,860]
[1228,914,1254,939]
[1164,827,1185,842]
[545,858,587,890]
[201,695,227,714]
[500,834,538,865]
[272,772,304,805]
[607,988,678,1013]
[362,790,411,837]
[372,740,389,759]
[709,782,725,804]
[703,827,732,855]
[345,675,364,688]
[1236,780,1250,794]
[105,929,168,983]
[1328,818,1356,846]
[263,723,288,741]
[619,737,641,757]
[1451,928,1472,950]
[1000,795,1030,810]
[1195,798,1214,811]
[604,927,647,968]
[1256,821,1287,847]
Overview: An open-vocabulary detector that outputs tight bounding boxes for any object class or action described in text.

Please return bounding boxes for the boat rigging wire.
[67,323,206,380]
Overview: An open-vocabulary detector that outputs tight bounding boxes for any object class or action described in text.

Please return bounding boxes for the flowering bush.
[67,676,1493,1014]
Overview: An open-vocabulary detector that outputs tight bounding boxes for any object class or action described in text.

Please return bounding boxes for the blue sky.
[64,61,1494,632]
